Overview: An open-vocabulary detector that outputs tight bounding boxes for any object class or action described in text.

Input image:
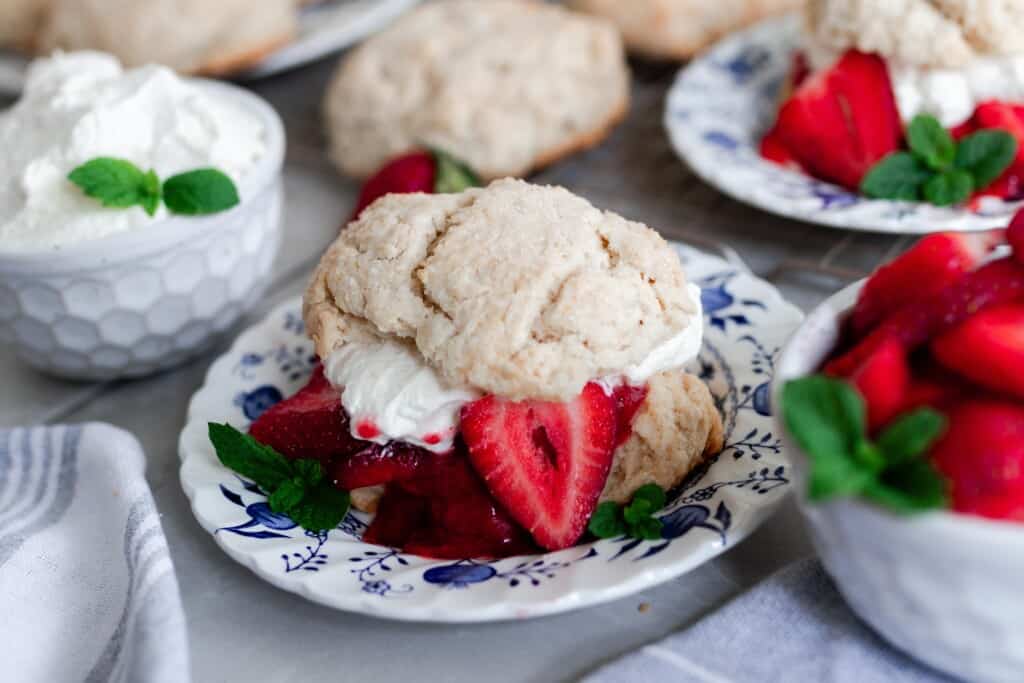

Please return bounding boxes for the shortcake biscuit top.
[322,0,629,180]
[805,0,1024,70]
[305,179,698,402]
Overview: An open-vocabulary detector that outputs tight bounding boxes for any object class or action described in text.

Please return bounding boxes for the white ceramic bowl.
[773,283,1024,683]
[0,81,285,381]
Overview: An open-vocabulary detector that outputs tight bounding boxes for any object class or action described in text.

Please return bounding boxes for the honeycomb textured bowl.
[773,282,1024,683]
[0,81,285,381]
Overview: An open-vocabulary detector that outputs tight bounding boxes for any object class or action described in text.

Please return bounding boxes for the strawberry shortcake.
[762,0,1024,205]
[248,179,723,558]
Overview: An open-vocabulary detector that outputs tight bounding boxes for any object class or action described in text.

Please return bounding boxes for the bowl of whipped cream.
[0,52,285,380]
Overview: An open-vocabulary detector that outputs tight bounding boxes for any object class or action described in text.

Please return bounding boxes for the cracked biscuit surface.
[322,0,629,180]
[805,0,1024,70]
[304,179,698,402]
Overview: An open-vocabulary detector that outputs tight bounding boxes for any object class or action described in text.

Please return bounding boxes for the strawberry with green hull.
[351,149,481,220]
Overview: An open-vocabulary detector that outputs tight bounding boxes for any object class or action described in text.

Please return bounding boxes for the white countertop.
[0,57,905,682]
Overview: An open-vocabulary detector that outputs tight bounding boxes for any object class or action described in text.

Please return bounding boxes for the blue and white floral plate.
[665,15,1022,234]
[178,245,803,622]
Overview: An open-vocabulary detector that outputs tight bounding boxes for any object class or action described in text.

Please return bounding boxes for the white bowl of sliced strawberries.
[774,222,1024,683]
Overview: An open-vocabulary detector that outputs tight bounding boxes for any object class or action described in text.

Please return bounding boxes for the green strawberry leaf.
[163,168,240,215]
[860,152,933,201]
[923,169,974,206]
[955,129,1018,190]
[268,478,306,514]
[431,148,481,194]
[877,409,947,465]
[208,423,292,492]
[284,482,351,533]
[907,115,956,171]
[588,501,627,538]
[68,157,161,212]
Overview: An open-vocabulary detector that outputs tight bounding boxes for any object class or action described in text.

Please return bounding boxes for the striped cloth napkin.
[0,423,189,683]
[584,558,956,683]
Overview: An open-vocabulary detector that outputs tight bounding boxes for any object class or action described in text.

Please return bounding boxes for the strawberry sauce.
[612,384,649,448]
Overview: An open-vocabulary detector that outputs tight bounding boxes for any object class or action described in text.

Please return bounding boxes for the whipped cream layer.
[325,284,705,452]
[0,51,266,252]
[889,55,1024,127]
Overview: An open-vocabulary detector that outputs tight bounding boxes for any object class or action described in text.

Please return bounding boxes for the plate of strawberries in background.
[666,16,1024,234]
[178,243,803,622]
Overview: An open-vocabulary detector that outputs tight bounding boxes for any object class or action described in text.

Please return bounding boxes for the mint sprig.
[69,157,240,217]
[860,114,1017,206]
[781,376,948,513]
[431,148,482,194]
[208,423,350,532]
[589,484,666,540]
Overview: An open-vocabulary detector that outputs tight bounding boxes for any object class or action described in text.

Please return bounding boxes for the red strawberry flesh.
[826,257,1024,377]
[460,382,617,551]
[931,303,1024,400]
[929,400,1024,521]
[849,338,909,432]
[351,152,436,221]
[248,366,362,464]
[612,384,649,448]
[848,231,1004,339]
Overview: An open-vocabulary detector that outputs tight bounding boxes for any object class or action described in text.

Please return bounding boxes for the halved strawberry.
[249,366,362,464]
[929,400,1024,521]
[612,384,649,448]
[1008,207,1024,260]
[460,382,617,551]
[848,231,1004,338]
[931,303,1024,399]
[826,257,1024,377]
[849,338,909,432]
[770,51,901,190]
[759,127,803,169]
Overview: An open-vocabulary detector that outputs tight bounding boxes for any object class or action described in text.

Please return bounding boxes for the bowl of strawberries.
[774,220,1024,683]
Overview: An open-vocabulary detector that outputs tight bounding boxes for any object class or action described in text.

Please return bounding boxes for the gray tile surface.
[1,53,904,683]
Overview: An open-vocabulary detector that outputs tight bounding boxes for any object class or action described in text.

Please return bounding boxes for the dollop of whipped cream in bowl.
[0,51,267,252]
[325,283,706,453]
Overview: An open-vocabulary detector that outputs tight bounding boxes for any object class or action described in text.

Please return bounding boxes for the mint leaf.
[208,423,292,492]
[877,409,947,465]
[956,129,1018,190]
[293,459,324,487]
[269,478,306,513]
[68,157,161,212]
[863,460,948,513]
[432,149,481,194]
[631,516,664,541]
[907,115,955,171]
[284,482,350,532]
[588,502,626,538]
[631,484,666,511]
[782,377,866,460]
[624,499,653,524]
[163,169,240,215]
[141,170,161,216]
[923,169,973,206]
[860,152,932,201]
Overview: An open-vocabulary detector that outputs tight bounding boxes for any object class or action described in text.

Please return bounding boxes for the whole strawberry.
[351,148,481,220]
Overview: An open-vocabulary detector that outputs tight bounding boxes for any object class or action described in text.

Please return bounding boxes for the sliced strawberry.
[351,152,436,220]
[929,400,1024,521]
[612,384,649,448]
[791,52,811,90]
[460,382,616,551]
[363,449,536,559]
[759,126,803,169]
[931,303,1024,400]
[950,117,978,141]
[900,360,971,413]
[1008,207,1024,261]
[974,101,1024,164]
[848,231,1005,338]
[330,442,438,490]
[826,257,1024,377]
[970,162,1024,205]
[771,51,901,190]
[249,366,362,464]
[849,338,909,432]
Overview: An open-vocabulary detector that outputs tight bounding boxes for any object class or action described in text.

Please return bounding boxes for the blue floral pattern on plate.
[665,15,1022,234]
[179,245,804,622]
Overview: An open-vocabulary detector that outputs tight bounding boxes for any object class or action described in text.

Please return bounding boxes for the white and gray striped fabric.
[583,559,956,683]
[0,423,189,683]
